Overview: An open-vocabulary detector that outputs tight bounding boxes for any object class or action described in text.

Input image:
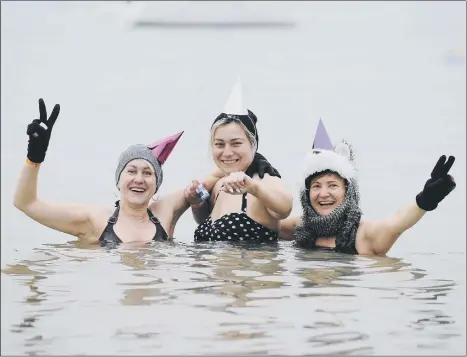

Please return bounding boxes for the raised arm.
[248,175,293,219]
[13,99,96,240]
[362,155,456,255]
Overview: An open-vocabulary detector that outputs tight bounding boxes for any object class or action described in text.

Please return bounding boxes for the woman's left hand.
[220,171,257,195]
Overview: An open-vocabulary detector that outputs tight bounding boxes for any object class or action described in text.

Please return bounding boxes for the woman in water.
[279,119,456,255]
[13,98,229,246]
[193,82,293,243]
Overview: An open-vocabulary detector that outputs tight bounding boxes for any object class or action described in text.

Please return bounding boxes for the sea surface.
[1,1,465,355]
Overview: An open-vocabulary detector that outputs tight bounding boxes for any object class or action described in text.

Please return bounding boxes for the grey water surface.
[1,1,465,355]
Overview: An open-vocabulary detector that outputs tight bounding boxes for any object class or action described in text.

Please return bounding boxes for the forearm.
[13,160,40,210]
[387,200,427,234]
[191,200,211,224]
[190,172,221,224]
[167,189,191,223]
[249,182,292,219]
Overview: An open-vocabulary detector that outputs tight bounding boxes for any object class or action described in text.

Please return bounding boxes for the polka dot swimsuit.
[194,193,278,243]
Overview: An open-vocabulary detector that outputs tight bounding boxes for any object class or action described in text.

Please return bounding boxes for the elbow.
[280,197,294,220]
[13,196,24,211]
[13,196,33,213]
[277,207,293,220]
[13,201,28,214]
[271,202,293,221]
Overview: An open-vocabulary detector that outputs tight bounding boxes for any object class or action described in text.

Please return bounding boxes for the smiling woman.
[193,79,293,243]
[307,171,347,216]
[12,98,226,247]
[279,119,457,256]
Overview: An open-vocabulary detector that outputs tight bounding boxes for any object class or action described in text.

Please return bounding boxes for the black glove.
[416,155,456,211]
[246,152,281,179]
[26,98,60,163]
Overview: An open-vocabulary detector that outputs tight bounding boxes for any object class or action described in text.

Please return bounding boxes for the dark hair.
[211,109,259,146]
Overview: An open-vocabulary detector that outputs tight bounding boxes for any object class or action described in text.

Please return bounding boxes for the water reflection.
[292,248,429,290]
[189,243,285,309]
[1,240,463,355]
[280,246,461,354]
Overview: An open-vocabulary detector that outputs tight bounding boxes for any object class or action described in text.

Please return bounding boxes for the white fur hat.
[300,119,357,190]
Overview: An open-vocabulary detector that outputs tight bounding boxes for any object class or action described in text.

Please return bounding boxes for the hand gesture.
[416,155,456,211]
[26,98,60,163]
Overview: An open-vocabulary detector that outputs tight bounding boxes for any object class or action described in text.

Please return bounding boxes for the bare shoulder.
[86,205,115,242]
[254,173,284,185]
[358,218,391,240]
[148,196,170,217]
[147,195,178,234]
[355,220,380,255]
[251,173,291,195]
[94,205,114,220]
[356,219,372,240]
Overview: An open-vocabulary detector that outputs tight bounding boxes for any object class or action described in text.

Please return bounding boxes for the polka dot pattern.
[194,193,278,243]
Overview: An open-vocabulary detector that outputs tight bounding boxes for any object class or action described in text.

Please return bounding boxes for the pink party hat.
[148,131,184,165]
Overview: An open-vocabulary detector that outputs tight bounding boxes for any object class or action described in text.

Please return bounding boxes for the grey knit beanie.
[115,144,163,192]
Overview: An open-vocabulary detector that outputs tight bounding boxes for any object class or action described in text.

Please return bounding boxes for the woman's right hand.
[184,180,206,207]
[26,98,60,164]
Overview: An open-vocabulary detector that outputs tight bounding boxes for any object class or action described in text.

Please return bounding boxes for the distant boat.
[106,1,297,29]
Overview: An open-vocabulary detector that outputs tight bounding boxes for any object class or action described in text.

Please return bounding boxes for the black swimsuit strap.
[107,206,160,224]
[104,206,167,241]
[213,190,248,213]
[107,206,163,229]
[147,208,169,240]
[107,206,120,225]
[241,193,248,213]
[213,190,221,205]
[146,208,160,224]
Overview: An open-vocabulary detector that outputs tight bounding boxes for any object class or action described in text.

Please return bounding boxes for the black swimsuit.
[194,192,278,243]
[98,205,168,247]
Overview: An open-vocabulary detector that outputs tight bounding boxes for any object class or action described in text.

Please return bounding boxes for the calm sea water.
[1,1,465,355]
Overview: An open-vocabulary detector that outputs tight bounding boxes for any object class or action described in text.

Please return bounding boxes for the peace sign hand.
[416,155,456,211]
[429,155,456,184]
[26,98,60,164]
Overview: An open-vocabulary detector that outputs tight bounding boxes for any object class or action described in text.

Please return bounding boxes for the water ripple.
[1,240,464,355]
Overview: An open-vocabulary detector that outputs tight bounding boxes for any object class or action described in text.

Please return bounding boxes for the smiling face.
[308,172,347,216]
[118,159,157,206]
[211,121,255,174]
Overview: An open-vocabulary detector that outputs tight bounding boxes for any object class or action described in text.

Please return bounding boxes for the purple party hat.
[312,118,333,151]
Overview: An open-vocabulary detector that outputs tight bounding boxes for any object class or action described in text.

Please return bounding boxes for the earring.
[151,193,160,202]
